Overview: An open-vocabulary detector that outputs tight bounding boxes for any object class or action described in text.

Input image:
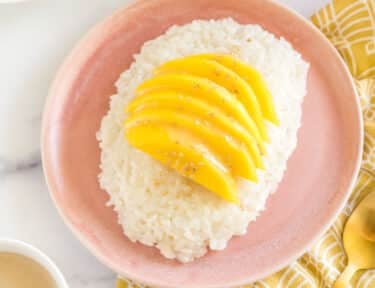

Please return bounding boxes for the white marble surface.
[0,0,330,287]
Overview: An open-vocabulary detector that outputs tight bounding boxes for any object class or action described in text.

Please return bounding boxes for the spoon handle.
[334,263,358,288]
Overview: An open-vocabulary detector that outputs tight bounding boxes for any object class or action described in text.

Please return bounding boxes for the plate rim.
[41,0,363,287]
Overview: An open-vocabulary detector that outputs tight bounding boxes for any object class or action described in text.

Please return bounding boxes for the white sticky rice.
[97,18,309,263]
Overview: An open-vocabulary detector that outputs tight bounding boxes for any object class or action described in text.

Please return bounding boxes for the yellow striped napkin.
[118,0,375,287]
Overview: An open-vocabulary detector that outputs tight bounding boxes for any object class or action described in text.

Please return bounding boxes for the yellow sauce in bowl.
[0,252,57,288]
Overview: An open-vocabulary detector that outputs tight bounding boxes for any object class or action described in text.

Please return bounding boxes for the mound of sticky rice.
[97,18,309,263]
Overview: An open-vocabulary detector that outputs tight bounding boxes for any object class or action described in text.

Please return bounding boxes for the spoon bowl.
[334,189,375,287]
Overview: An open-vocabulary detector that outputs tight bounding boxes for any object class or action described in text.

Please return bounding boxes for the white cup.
[0,238,69,288]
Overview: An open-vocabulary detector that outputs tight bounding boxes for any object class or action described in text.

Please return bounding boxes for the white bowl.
[0,238,69,288]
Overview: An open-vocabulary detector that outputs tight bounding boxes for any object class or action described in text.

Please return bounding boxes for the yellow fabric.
[118,0,375,287]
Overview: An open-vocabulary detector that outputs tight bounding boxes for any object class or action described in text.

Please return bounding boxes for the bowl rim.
[41,0,363,287]
[0,238,69,288]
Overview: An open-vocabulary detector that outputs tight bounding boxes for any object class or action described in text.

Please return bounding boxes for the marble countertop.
[0,0,330,287]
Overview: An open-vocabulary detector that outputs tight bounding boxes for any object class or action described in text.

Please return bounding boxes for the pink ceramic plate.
[42,0,362,287]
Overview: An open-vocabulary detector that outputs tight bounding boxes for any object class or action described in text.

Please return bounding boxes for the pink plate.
[42,0,363,287]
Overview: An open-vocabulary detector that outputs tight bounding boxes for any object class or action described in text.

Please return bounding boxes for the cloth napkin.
[118,0,375,287]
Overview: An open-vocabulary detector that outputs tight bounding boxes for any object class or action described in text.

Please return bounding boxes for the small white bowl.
[0,238,69,288]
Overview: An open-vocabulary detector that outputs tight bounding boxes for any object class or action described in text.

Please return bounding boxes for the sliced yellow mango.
[125,124,239,203]
[124,54,279,203]
[136,73,264,149]
[126,89,264,167]
[154,57,268,141]
[196,53,279,125]
[125,109,258,181]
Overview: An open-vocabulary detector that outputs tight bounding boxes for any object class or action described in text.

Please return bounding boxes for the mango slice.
[155,57,268,141]
[124,53,278,203]
[136,73,264,149]
[126,89,264,168]
[125,124,239,203]
[197,54,279,124]
[125,108,258,181]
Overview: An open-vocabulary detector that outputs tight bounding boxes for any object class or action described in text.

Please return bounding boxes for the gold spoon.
[334,189,375,288]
